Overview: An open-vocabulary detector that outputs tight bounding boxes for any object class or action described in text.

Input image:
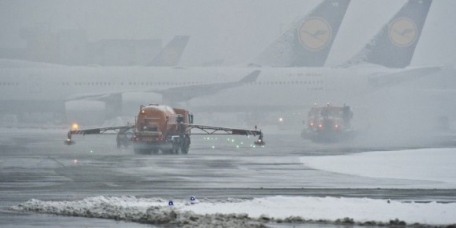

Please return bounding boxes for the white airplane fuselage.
[0,65,416,114]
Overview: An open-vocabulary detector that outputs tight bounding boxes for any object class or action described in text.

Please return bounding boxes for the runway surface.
[1,127,455,227]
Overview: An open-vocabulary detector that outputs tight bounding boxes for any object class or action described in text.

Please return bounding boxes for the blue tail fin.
[251,0,350,67]
[148,36,189,66]
[344,0,432,68]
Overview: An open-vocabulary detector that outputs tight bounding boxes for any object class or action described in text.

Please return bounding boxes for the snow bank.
[300,148,456,185]
[10,195,456,227]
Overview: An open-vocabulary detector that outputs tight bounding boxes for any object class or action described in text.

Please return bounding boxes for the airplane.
[0,35,190,68]
[0,0,351,124]
[191,0,437,95]
[341,0,430,68]
[148,36,189,66]
[199,0,351,68]
[1,0,448,133]
[187,0,446,128]
[251,0,350,67]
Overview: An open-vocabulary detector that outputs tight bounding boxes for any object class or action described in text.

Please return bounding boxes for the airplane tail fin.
[238,70,261,84]
[251,0,350,67]
[344,0,432,68]
[148,36,190,66]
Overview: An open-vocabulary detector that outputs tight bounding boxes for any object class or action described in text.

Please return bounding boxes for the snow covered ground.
[300,148,456,186]
[9,148,456,227]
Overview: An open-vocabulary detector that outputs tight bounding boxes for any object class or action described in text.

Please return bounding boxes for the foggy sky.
[1,0,455,67]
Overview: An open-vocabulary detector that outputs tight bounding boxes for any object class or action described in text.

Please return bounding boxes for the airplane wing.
[368,66,442,88]
[64,70,260,102]
[65,91,124,101]
[149,70,260,103]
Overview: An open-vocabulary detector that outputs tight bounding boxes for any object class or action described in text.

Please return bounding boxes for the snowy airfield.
[302,148,456,185]
[1,128,456,227]
[10,194,456,227]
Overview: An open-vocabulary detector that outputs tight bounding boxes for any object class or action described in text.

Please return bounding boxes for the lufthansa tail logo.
[388,17,418,47]
[298,17,332,51]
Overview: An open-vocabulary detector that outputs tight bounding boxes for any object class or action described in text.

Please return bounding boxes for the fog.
[1,0,455,147]
[1,0,456,66]
[352,80,452,147]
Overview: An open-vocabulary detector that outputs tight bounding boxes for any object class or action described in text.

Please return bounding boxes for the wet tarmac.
[1,127,455,227]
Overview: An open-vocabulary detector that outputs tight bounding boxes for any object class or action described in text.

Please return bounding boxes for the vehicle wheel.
[179,136,190,154]
[162,149,172,154]
[181,143,189,154]
[172,143,180,154]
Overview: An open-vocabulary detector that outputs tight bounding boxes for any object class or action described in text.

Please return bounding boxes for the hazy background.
[1,0,455,67]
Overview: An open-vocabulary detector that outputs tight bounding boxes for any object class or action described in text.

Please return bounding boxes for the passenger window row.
[58,81,323,86]
[3,80,324,86]
[0,82,19,86]
[68,82,207,86]
[249,80,323,85]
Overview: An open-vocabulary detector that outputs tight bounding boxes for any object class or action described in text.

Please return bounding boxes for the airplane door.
[29,74,42,93]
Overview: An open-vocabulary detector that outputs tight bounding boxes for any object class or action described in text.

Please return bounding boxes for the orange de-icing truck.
[65,104,264,154]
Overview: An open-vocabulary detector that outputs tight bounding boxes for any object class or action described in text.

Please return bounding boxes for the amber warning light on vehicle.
[71,123,79,131]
